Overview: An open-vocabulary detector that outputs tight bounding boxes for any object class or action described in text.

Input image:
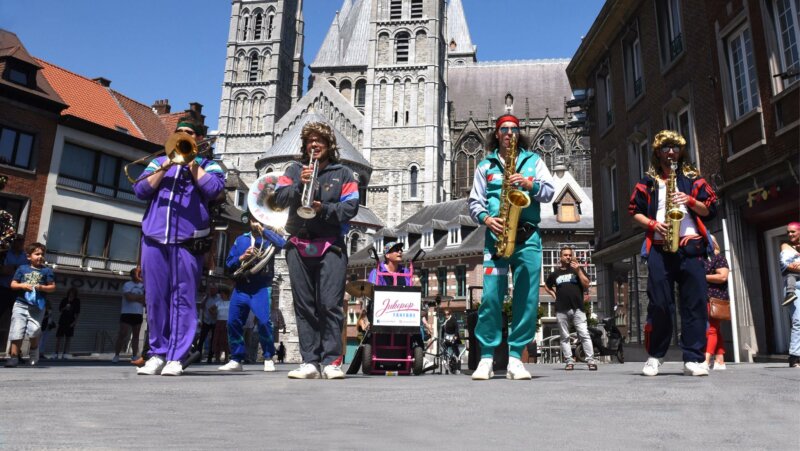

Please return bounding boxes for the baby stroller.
[348,247,426,376]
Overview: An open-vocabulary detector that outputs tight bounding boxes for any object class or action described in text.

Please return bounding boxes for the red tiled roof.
[111,90,171,145]
[160,112,184,136]
[0,30,64,107]
[36,58,148,141]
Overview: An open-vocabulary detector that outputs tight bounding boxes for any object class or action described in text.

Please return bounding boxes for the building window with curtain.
[46,211,141,271]
[0,125,34,170]
[58,142,142,202]
[724,24,760,120]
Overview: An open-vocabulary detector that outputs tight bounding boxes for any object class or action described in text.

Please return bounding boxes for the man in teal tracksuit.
[468,114,554,381]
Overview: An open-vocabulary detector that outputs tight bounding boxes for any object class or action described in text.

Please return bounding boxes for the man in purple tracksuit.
[133,118,226,376]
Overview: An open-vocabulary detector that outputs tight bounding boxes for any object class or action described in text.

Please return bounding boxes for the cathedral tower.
[216,0,304,183]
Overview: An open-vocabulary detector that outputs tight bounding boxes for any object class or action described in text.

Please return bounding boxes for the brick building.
[0,29,67,345]
[567,0,799,361]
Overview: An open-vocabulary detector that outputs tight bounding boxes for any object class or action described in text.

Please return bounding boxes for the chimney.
[92,77,111,87]
[189,102,203,114]
[151,99,171,115]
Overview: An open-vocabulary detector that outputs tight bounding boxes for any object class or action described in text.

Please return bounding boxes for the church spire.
[446,0,477,64]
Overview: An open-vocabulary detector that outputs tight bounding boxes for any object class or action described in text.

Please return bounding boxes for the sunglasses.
[659,146,680,153]
[498,127,520,134]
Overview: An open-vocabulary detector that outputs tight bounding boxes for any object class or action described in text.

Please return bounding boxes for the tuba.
[663,161,684,253]
[494,134,531,259]
[232,173,289,280]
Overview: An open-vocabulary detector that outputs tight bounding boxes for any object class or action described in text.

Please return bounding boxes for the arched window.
[411,0,423,18]
[248,53,259,82]
[241,14,250,40]
[409,166,419,198]
[215,232,228,269]
[415,30,427,64]
[533,132,561,171]
[354,79,366,111]
[254,13,263,40]
[329,79,337,88]
[452,134,483,199]
[395,32,410,63]
[350,233,360,255]
[339,79,352,102]
[267,14,275,39]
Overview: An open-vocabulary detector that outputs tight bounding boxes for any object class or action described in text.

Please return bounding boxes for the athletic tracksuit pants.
[285,246,347,366]
[645,245,708,363]
[476,229,542,359]
[228,287,275,362]
[141,238,202,362]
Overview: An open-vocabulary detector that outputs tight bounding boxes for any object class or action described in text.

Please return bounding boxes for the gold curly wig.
[299,122,340,164]
[646,129,699,178]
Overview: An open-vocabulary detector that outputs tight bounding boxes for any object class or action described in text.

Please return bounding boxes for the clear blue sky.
[0,0,603,132]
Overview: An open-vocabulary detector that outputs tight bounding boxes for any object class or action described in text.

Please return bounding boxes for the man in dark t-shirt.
[544,247,596,371]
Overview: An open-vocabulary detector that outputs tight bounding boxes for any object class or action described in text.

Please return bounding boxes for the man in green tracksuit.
[468,114,554,381]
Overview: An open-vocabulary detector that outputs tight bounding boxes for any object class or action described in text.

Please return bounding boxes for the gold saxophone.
[494,134,531,258]
[663,161,684,253]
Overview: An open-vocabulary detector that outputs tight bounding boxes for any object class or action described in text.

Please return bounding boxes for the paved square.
[1,360,798,449]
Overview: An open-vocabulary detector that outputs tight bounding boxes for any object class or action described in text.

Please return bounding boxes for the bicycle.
[421,318,464,375]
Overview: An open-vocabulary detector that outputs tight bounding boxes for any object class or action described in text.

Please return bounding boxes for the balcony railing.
[46,251,137,274]
[57,175,144,203]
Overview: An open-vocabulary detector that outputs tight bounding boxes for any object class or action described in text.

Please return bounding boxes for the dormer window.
[422,230,434,250]
[447,227,461,246]
[397,234,408,248]
[376,237,384,255]
[7,68,29,86]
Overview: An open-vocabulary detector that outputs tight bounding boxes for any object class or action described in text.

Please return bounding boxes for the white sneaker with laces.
[263,360,276,372]
[700,361,710,372]
[136,356,166,376]
[322,364,345,379]
[111,354,120,364]
[713,362,727,371]
[218,360,243,372]
[506,357,532,380]
[471,358,494,380]
[29,349,39,367]
[642,357,662,376]
[683,361,709,376]
[5,357,19,367]
[288,363,321,379]
[161,360,184,376]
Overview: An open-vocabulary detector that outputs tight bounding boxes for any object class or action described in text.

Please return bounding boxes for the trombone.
[123,131,216,184]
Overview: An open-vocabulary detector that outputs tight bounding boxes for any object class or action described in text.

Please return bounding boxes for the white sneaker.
[288,363,321,379]
[683,361,709,376]
[263,360,276,372]
[506,357,532,380]
[642,357,662,376]
[471,358,494,380]
[136,356,166,376]
[5,357,19,367]
[161,360,184,376]
[111,354,120,364]
[713,362,727,371]
[423,358,436,371]
[321,364,345,379]
[218,360,243,372]
[700,361,710,371]
[29,349,39,367]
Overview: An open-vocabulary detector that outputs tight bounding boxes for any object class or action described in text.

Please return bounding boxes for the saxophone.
[494,134,531,258]
[663,160,684,253]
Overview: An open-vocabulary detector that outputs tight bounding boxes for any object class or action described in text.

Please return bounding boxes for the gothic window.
[396,32,410,63]
[248,52,259,82]
[241,15,250,40]
[452,134,483,199]
[254,13,263,40]
[411,0,423,18]
[350,233,360,255]
[534,132,561,170]
[390,0,402,20]
[267,14,275,40]
[354,79,366,112]
[409,165,419,198]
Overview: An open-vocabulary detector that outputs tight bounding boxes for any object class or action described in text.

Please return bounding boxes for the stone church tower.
[216,0,305,184]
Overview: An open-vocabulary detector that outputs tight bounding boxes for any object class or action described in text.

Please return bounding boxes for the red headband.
[495,114,520,131]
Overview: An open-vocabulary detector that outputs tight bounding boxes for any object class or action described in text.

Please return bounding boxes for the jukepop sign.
[372,286,422,328]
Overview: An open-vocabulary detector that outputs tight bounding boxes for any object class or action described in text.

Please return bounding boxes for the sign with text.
[372,286,422,328]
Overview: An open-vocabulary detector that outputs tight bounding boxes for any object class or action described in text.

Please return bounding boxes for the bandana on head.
[176,121,201,135]
[495,114,520,131]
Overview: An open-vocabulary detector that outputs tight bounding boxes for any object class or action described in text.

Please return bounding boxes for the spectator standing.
[112,267,145,364]
[5,242,56,367]
[703,237,730,371]
[196,284,220,364]
[780,222,800,368]
[276,341,286,364]
[212,285,232,364]
[38,299,55,359]
[55,287,80,359]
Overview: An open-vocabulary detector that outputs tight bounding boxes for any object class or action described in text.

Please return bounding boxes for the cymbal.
[345,280,374,298]
[422,295,454,304]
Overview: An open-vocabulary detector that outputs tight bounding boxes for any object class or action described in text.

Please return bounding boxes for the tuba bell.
[232,173,289,280]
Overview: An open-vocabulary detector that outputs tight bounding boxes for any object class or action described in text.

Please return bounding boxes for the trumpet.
[297,157,319,219]
[123,131,216,184]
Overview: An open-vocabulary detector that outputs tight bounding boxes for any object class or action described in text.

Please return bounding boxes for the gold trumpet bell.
[165,132,198,165]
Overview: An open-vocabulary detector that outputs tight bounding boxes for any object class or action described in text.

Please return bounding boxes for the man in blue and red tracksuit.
[133,118,226,376]
[219,216,285,373]
[273,121,359,380]
[629,130,718,377]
